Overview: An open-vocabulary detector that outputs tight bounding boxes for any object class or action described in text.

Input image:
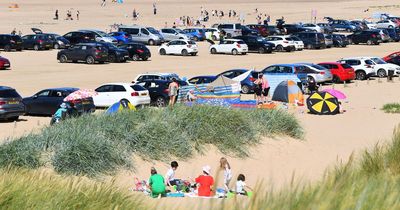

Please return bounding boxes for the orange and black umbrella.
[307,92,340,115]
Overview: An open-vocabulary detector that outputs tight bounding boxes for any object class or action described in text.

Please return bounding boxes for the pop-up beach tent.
[272,80,304,104]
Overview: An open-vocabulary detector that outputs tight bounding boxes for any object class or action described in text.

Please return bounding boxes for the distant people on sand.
[153,2,157,15]
[220,157,232,192]
[195,165,214,197]
[148,167,166,198]
[11,28,16,35]
[66,10,73,20]
[54,9,59,20]
[101,0,106,7]
[132,9,138,20]
[168,78,179,107]
[76,10,80,20]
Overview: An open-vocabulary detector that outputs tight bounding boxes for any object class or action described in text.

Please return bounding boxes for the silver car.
[0,86,25,121]
[119,25,164,45]
[297,63,333,83]
[79,30,117,43]
[160,28,190,41]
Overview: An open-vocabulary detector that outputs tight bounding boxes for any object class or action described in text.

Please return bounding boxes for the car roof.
[136,79,170,83]
[190,75,216,78]
[0,86,14,91]
[270,64,301,67]
[43,87,79,91]
[101,83,133,86]
[318,62,342,65]
[137,72,178,76]
[119,25,145,28]
[223,39,242,41]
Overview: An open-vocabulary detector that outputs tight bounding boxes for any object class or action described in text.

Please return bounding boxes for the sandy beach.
[1,0,400,208]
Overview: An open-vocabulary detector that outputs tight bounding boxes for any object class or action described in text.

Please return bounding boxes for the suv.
[0,34,22,51]
[282,24,308,34]
[98,42,129,63]
[0,86,25,121]
[119,42,151,61]
[135,79,171,107]
[216,23,242,38]
[182,28,206,41]
[329,19,357,32]
[160,28,190,41]
[133,72,188,86]
[265,35,296,52]
[209,39,248,55]
[79,30,117,43]
[21,34,53,50]
[362,56,400,77]
[57,43,108,64]
[294,32,326,49]
[63,31,96,45]
[337,58,376,80]
[233,35,274,53]
[348,30,381,45]
[118,25,164,45]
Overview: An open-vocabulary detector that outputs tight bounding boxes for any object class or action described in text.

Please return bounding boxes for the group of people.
[54,9,79,21]
[254,73,270,105]
[147,158,253,198]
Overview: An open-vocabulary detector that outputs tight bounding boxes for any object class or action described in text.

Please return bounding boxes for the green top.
[149,174,166,194]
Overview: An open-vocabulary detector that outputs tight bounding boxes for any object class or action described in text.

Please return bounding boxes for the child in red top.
[195,165,214,197]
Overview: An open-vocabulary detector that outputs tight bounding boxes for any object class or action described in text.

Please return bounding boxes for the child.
[195,165,214,197]
[236,174,253,196]
[148,167,166,198]
[220,157,232,192]
[165,161,179,187]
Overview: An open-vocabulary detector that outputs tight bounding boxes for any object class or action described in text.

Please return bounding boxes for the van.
[118,25,164,45]
[294,32,326,49]
[215,23,242,38]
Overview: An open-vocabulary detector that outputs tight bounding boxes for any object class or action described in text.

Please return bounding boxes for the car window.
[129,28,140,35]
[49,91,64,97]
[169,40,178,45]
[37,90,50,97]
[141,28,150,35]
[112,85,126,92]
[331,64,338,69]
[203,77,215,83]
[81,46,87,50]
[277,66,292,73]
[371,57,386,64]
[0,89,20,98]
[95,85,113,92]
[295,66,307,73]
[131,85,146,91]
[341,64,352,69]
[222,71,235,78]
[237,41,245,44]
[189,78,200,84]
[262,66,277,73]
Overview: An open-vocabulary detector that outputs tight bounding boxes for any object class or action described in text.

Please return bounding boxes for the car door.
[140,28,150,43]
[67,45,82,60]
[45,90,66,115]
[29,90,51,114]
[166,40,178,54]
[161,29,172,41]
[129,28,141,43]
[94,85,113,106]
[109,85,127,105]
[247,37,257,51]
[21,35,31,49]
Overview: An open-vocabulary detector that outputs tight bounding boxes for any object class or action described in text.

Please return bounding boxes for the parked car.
[330,34,348,47]
[135,79,171,107]
[240,25,259,36]
[57,43,108,64]
[233,35,274,54]
[63,31,96,45]
[265,35,296,52]
[93,83,150,107]
[302,23,324,33]
[216,23,242,38]
[376,19,397,29]
[183,28,206,41]
[205,28,220,41]
[133,73,188,86]
[329,19,358,32]
[118,25,164,45]
[0,56,10,70]
[187,75,217,85]
[384,28,400,42]
[23,88,95,116]
[337,58,376,80]
[374,29,391,42]
[30,28,70,49]
[293,32,325,49]
[361,56,400,77]
[79,29,117,43]
[347,30,381,45]
[119,42,151,61]
[109,31,132,44]
[283,24,308,34]
[97,42,129,63]
[160,28,190,41]
[296,63,333,83]
[317,23,335,34]
[259,64,308,84]
[383,51,400,66]
[287,36,304,51]
[209,39,248,55]
[318,62,355,83]
[216,69,256,94]
[0,86,25,121]
[246,24,269,37]
[159,39,198,56]
[0,34,22,51]
[323,34,333,48]
[265,25,281,35]
[21,34,53,50]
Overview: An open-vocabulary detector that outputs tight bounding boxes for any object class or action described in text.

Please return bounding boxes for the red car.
[383,51,400,65]
[0,56,10,70]
[318,62,355,83]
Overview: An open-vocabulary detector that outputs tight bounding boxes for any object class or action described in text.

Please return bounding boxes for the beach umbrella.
[64,89,98,102]
[321,88,346,99]
[307,92,340,115]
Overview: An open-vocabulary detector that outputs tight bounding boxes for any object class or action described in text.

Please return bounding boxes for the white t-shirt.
[236,180,246,193]
[165,168,175,182]
[224,167,232,183]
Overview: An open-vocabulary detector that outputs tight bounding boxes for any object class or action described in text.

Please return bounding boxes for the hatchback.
[0,34,23,51]
[21,34,54,50]
[159,40,198,56]
[119,42,151,61]
[93,83,150,107]
[348,30,381,45]
[318,62,355,83]
[0,86,25,121]
[135,79,171,107]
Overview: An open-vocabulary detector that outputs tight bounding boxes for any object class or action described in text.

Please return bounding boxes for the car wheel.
[4,45,11,52]
[86,56,95,64]
[8,116,19,122]
[148,39,155,45]
[366,40,373,45]
[191,52,197,56]
[33,44,40,51]
[193,36,199,41]
[389,25,394,28]
[276,45,284,52]
[211,35,217,41]
[241,85,251,94]
[132,54,140,61]
[307,76,316,84]
[109,54,117,63]
[355,70,366,80]
[59,54,68,63]
[332,76,341,83]
[231,49,238,55]
[226,33,232,38]
[258,47,265,54]
[159,48,166,55]
[155,96,167,107]
[210,48,217,54]
[54,43,60,49]
[377,69,387,78]
[181,49,189,56]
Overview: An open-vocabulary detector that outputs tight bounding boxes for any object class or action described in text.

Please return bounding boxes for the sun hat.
[202,165,211,175]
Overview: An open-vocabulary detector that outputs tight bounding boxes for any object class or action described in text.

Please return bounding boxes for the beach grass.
[0,105,303,176]
[382,103,400,113]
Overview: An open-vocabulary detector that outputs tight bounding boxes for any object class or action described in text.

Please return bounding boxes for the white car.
[209,39,248,55]
[376,19,397,29]
[159,39,198,56]
[93,83,150,107]
[297,63,333,83]
[302,23,324,33]
[265,35,296,52]
[132,72,181,83]
[338,57,377,80]
[364,57,400,77]
[287,36,304,51]
[205,28,220,41]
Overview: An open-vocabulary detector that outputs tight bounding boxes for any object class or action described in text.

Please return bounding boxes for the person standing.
[261,73,270,103]
[54,9,59,20]
[195,165,214,197]
[168,78,179,107]
[148,167,166,198]
[76,10,80,20]
[153,2,157,15]
[254,74,263,105]
[11,28,16,35]
[101,0,106,7]
[220,157,232,192]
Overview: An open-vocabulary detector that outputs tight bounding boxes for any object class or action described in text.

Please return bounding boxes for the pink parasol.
[63,89,98,102]
[321,89,346,99]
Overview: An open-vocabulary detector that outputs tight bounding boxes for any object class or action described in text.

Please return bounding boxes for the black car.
[233,35,274,54]
[98,42,129,63]
[266,25,281,35]
[293,32,326,49]
[23,88,95,116]
[63,31,96,45]
[21,34,54,50]
[0,34,22,51]
[283,24,308,34]
[31,28,70,49]
[347,30,381,45]
[384,28,400,42]
[331,34,348,47]
[57,43,108,64]
[240,25,259,36]
[135,80,170,107]
[0,86,25,121]
[119,42,151,61]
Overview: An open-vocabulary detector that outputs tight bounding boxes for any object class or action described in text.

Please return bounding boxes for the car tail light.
[249,77,255,82]
[38,39,43,44]
[131,92,139,96]
[0,101,5,105]
[163,89,169,94]
[236,44,241,48]
[187,44,192,48]
[283,41,289,43]
[319,72,325,75]
[137,49,144,53]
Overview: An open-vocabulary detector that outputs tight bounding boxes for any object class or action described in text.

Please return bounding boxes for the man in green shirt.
[149,167,166,198]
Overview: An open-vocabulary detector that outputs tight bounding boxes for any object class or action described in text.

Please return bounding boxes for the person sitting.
[165,161,180,188]
[148,167,166,198]
[52,103,68,124]
[195,165,214,197]
[235,174,253,196]
[186,89,197,102]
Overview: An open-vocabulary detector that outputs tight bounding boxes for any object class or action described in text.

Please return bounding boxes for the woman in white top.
[220,157,232,192]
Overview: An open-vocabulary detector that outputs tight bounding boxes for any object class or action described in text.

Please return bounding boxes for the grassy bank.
[0,105,303,176]
[382,103,400,113]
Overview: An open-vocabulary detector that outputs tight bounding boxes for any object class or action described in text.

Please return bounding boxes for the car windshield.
[0,89,20,98]
[311,64,327,70]
[188,41,196,45]
[237,41,245,44]
[147,27,160,34]
[257,37,268,43]
[371,57,386,64]
[95,31,110,37]
[175,29,184,33]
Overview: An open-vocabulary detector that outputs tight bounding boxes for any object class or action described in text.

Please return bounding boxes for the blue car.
[182,28,206,41]
[108,32,132,44]
[329,20,359,32]
[384,28,400,42]
[216,69,257,94]
[260,64,309,84]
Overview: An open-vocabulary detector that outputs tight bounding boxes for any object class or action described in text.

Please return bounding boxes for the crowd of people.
[145,158,253,198]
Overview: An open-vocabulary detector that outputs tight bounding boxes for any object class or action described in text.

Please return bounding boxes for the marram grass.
[382,103,400,113]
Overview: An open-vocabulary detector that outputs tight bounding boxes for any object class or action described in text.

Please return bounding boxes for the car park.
[93,83,150,107]
[209,39,248,55]
[216,69,256,94]
[23,88,95,116]
[135,79,171,107]
[79,30,117,43]
[296,63,333,83]
[0,34,22,51]
[21,34,54,50]
[293,32,326,49]
[337,57,377,80]
[376,19,397,29]
[160,28,190,41]
[109,32,132,44]
[347,30,381,45]
[318,62,355,83]
[287,36,304,51]
[63,31,96,45]
[57,43,108,64]
[159,39,198,56]
[0,86,25,121]
[182,28,206,41]
[265,35,295,52]
[0,56,10,70]
[187,75,217,85]
[233,35,274,53]
[118,25,164,45]
[119,42,151,61]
